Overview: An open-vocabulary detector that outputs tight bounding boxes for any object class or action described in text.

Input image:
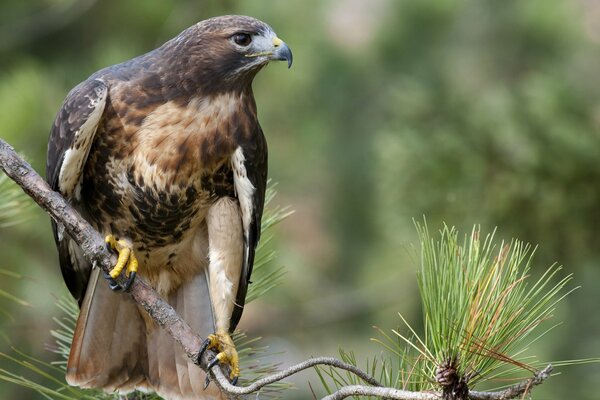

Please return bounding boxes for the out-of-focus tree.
[0,0,598,399]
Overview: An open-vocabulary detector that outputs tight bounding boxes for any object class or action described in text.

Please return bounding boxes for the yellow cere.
[272,37,283,47]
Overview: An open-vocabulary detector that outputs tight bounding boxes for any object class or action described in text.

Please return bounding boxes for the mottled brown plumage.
[46,15,291,399]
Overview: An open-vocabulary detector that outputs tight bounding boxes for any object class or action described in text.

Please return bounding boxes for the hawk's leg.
[103,235,138,292]
[199,197,244,385]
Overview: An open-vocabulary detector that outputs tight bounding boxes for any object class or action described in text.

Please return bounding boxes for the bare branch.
[323,365,553,400]
[212,356,382,396]
[468,364,553,400]
[322,386,440,400]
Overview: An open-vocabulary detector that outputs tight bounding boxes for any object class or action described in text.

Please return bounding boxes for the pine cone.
[436,358,459,387]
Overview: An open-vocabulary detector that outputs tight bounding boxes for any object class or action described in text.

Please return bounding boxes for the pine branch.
[468,364,552,400]
[322,365,552,400]
[0,138,555,399]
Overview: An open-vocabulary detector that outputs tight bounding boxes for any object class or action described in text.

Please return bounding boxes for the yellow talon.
[128,253,138,275]
[105,234,138,279]
[205,334,221,351]
[203,330,240,381]
[109,243,129,279]
[104,234,118,249]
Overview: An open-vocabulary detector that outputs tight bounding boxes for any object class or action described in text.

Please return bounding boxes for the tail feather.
[174,284,196,395]
[67,268,225,399]
[67,268,147,392]
[149,270,224,399]
[147,322,179,392]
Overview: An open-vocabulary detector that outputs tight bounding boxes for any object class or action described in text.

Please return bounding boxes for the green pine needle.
[0,172,34,228]
[247,182,292,303]
[411,221,577,390]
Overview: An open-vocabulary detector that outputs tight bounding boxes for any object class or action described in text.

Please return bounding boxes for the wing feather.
[46,78,108,303]
[229,128,267,331]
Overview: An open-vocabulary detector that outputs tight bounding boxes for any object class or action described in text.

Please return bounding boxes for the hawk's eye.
[233,33,252,47]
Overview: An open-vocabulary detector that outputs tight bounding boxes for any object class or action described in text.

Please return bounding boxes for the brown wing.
[229,126,268,332]
[46,78,108,303]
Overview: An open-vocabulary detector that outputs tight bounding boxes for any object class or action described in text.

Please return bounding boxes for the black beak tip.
[286,47,293,68]
[274,44,293,68]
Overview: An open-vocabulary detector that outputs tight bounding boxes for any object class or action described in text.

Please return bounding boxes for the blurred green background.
[1,0,599,399]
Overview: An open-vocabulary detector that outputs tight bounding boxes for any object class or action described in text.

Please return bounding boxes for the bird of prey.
[45,15,292,400]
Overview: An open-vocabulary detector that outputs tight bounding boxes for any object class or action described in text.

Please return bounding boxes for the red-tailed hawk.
[45,15,292,400]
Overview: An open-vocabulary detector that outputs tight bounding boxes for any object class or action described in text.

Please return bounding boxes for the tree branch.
[323,365,553,400]
[0,138,554,400]
[322,386,440,400]
[468,364,553,400]
[215,356,382,396]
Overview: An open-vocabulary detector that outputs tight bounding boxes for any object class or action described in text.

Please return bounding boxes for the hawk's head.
[163,15,292,93]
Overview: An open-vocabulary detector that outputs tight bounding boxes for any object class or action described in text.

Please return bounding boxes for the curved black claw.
[207,357,220,371]
[198,338,212,365]
[103,271,123,292]
[197,335,238,385]
[102,271,136,292]
[122,271,136,292]
[205,357,238,385]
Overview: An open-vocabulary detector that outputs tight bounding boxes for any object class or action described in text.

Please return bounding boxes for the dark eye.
[233,33,252,47]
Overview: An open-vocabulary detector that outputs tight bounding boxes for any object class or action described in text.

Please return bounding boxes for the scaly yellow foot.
[104,234,138,292]
[199,330,240,384]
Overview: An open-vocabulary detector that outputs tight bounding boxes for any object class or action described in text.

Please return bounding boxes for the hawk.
[46,15,292,399]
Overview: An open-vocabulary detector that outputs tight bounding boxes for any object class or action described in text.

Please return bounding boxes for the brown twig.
[468,364,553,400]
[322,386,440,400]
[216,356,382,396]
[0,138,554,399]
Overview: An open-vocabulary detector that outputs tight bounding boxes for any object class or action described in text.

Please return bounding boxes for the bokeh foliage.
[0,0,599,399]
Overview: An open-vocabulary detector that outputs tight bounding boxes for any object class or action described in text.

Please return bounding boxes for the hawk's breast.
[81,90,254,252]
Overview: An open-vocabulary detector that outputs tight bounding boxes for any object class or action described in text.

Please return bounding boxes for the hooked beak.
[270,37,293,68]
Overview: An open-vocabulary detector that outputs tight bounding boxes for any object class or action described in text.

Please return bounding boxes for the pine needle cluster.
[408,222,575,396]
